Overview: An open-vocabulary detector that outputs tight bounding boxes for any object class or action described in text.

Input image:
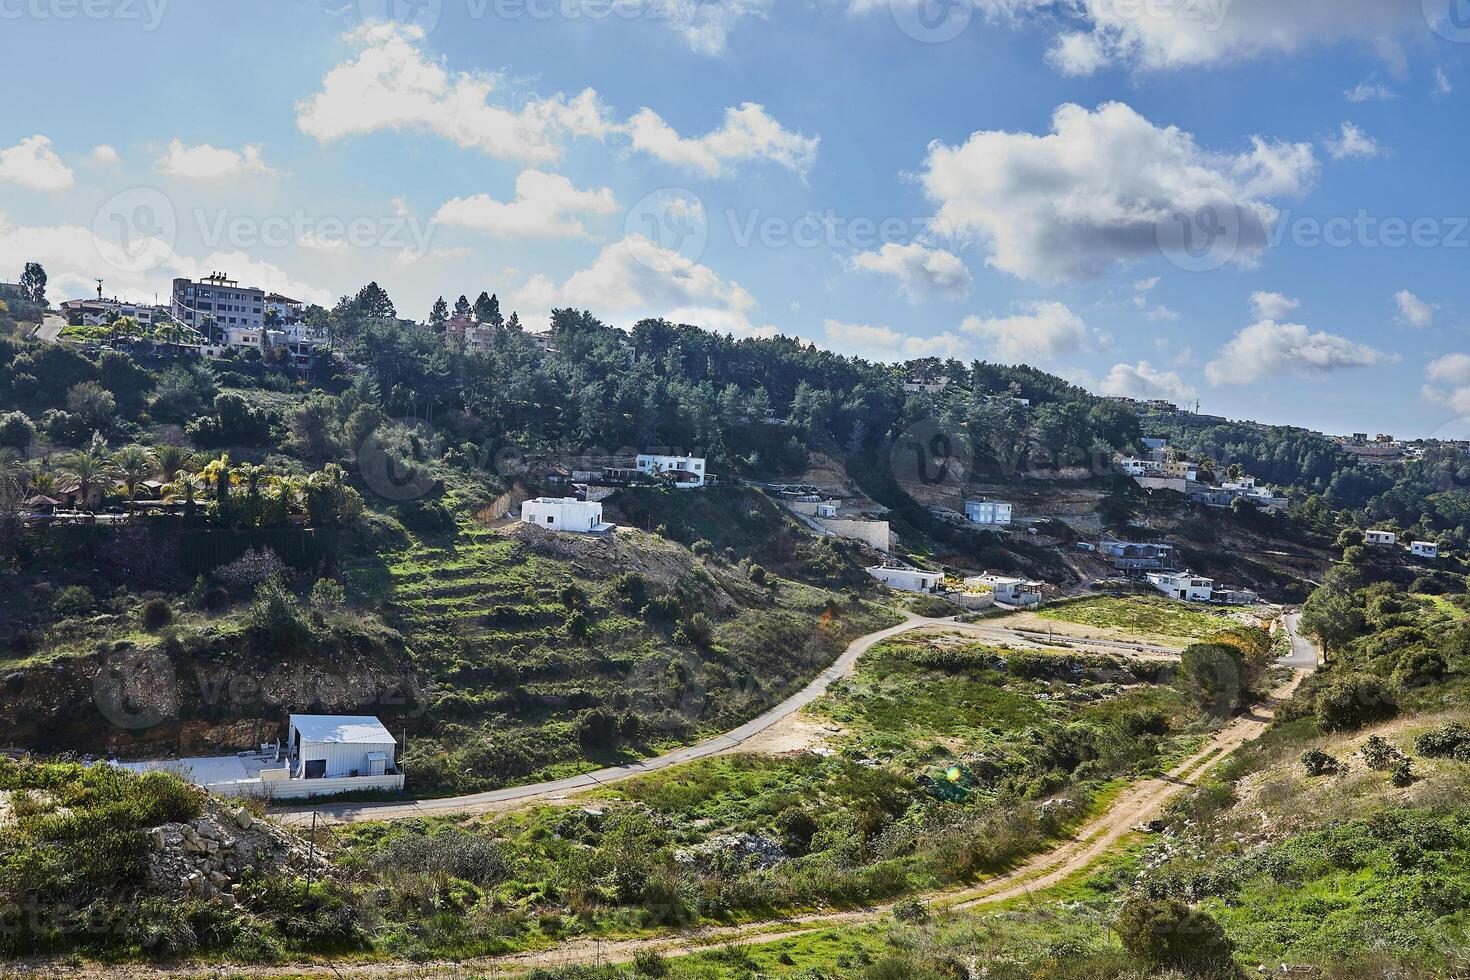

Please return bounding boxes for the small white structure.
[965,499,1013,526]
[989,577,1043,607]
[816,501,839,519]
[521,497,615,534]
[866,563,943,593]
[1146,571,1215,602]
[1365,530,1397,546]
[637,454,707,488]
[1411,541,1440,559]
[289,714,398,780]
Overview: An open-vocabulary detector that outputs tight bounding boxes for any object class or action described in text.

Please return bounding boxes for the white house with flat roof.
[1146,571,1215,602]
[637,454,707,487]
[965,499,1013,526]
[866,563,943,593]
[289,714,398,780]
[521,497,614,534]
[1411,541,1440,559]
[1365,530,1397,546]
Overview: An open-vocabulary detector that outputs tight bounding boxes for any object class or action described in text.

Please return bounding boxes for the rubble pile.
[145,800,332,904]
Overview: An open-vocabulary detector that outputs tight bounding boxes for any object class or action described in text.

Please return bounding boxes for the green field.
[1037,594,1238,640]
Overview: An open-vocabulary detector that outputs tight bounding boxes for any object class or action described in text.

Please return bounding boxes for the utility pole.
[303,810,318,899]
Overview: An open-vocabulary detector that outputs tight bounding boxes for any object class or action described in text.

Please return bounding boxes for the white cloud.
[511,234,767,335]
[0,215,332,308]
[1345,81,1394,102]
[960,300,1088,362]
[1423,353,1470,414]
[296,26,615,164]
[433,170,617,238]
[1434,66,1453,96]
[1206,318,1390,385]
[0,135,74,191]
[1098,360,1197,402]
[660,0,771,54]
[848,242,971,301]
[156,139,279,179]
[821,319,971,362]
[1325,121,1385,161]
[1250,290,1301,320]
[1395,289,1436,328]
[920,101,1314,282]
[626,102,818,177]
[89,145,120,165]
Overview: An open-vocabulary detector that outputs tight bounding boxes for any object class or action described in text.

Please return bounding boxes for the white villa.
[989,577,1042,607]
[521,497,615,534]
[866,563,943,593]
[1365,530,1398,546]
[117,714,405,800]
[637,454,707,488]
[1411,541,1440,559]
[965,499,1013,526]
[1146,570,1215,602]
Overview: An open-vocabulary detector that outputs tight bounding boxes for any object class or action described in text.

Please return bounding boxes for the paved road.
[276,612,942,825]
[31,313,65,343]
[1280,611,1322,670]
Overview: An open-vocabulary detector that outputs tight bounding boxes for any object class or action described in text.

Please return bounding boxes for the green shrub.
[1314,673,1397,732]
[1360,735,1404,770]
[309,577,346,609]
[51,585,95,616]
[1414,721,1470,760]
[1115,896,1234,975]
[1390,757,1416,788]
[140,597,174,630]
[576,707,620,750]
[892,896,929,922]
[1300,747,1342,776]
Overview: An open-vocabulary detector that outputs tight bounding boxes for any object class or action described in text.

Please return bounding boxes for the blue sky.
[3,0,1470,437]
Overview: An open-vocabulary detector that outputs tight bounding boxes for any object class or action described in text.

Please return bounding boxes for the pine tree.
[429,296,449,328]
[454,295,472,317]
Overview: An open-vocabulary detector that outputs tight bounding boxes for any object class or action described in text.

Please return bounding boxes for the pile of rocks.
[145,801,333,905]
[676,831,788,871]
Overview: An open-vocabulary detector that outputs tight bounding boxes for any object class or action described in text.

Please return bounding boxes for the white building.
[289,714,398,780]
[965,499,1013,526]
[1118,457,1164,477]
[866,563,943,593]
[637,454,707,488]
[1411,541,1440,559]
[989,577,1042,607]
[60,297,170,329]
[1146,571,1215,602]
[521,497,615,534]
[1365,530,1398,546]
[172,272,264,342]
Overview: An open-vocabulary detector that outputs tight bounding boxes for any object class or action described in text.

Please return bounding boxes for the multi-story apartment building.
[172,272,264,342]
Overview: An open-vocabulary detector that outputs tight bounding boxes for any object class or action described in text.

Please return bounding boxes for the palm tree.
[113,444,154,502]
[154,444,192,483]
[63,433,114,512]
[165,472,206,519]
[27,460,57,498]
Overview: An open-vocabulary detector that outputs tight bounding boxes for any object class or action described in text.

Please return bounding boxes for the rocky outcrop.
[145,799,332,905]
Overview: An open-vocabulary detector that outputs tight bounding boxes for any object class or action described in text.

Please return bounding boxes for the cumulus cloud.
[511,234,767,335]
[0,135,74,191]
[821,319,972,362]
[1325,122,1386,161]
[960,300,1088,363]
[1098,360,1197,402]
[296,26,615,164]
[626,102,818,177]
[89,145,120,165]
[1206,318,1390,385]
[157,139,279,179]
[1250,290,1301,320]
[297,27,813,175]
[848,242,971,301]
[1395,289,1436,328]
[1423,353,1470,414]
[661,0,771,54]
[920,101,1314,282]
[0,214,331,307]
[433,170,616,238]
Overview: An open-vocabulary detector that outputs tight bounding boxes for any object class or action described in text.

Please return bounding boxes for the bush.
[1300,747,1342,776]
[891,897,929,922]
[246,576,308,648]
[1314,673,1397,732]
[140,597,174,630]
[1360,734,1404,770]
[51,585,94,616]
[1115,896,1234,975]
[575,707,620,751]
[373,829,508,886]
[1177,642,1245,717]
[309,577,346,610]
[1390,757,1416,788]
[680,612,714,649]
[0,410,34,450]
[1414,721,1470,760]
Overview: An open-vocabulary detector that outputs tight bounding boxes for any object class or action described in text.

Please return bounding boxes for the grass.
[1037,594,1238,641]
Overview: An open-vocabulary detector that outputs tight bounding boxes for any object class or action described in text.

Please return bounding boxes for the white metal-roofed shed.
[289,714,398,779]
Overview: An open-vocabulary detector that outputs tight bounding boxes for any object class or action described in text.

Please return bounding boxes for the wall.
[818,518,891,551]
[1133,477,1188,493]
[209,773,405,800]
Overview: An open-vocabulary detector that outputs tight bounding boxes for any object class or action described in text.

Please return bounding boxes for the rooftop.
[289,714,394,745]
